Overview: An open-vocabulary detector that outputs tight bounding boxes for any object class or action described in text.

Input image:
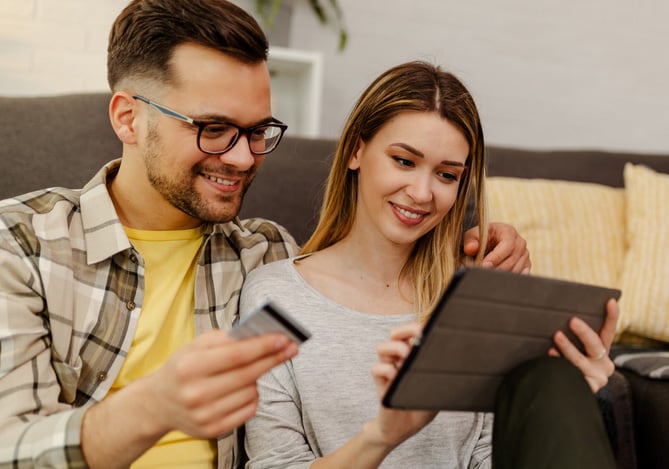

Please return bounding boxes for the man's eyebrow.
[390,142,466,167]
[194,113,275,125]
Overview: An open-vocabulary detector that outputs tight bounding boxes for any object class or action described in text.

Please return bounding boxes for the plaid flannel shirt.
[0,160,298,468]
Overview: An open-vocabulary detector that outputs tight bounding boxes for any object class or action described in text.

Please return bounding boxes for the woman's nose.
[405,174,433,203]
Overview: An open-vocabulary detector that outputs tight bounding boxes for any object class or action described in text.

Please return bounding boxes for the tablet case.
[382,267,621,412]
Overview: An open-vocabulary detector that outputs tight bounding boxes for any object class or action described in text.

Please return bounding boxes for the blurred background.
[1,0,667,153]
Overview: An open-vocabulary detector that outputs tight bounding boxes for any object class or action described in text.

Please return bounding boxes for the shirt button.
[96,371,108,382]
[126,300,136,310]
[130,254,138,263]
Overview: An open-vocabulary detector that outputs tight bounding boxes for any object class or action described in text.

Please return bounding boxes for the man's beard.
[143,127,258,224]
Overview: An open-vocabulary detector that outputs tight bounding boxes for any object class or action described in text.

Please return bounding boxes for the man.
[0,1,529,467]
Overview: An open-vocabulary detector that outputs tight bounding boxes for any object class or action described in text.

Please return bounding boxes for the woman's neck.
[329,236,409,289]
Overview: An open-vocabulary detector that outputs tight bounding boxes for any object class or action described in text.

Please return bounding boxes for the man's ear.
[348,140,365,170]
[109,92,140,144]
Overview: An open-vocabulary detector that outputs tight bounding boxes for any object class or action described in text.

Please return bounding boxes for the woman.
[239,61,617,468]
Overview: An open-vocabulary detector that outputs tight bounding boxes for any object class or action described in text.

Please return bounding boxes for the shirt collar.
[80,159,132,264]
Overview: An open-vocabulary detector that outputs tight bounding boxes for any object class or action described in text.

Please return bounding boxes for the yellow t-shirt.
[108,225,216,468]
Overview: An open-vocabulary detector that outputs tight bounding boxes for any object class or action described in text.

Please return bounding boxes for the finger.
[187,344,297,408]
[553,329,585,364]
[200,393,260,438]
[377,341,411,364]
[371,362,398,397]
[180,383,260,437]
[209,400,259,437]
[483,235,528,272]
[553,330,596,384]
[480,232,514,268]
[553,329,611,391]
[198,329,296,355]
[186,333,296,377]
[191,328,236,347]
[487,252,519,271]
[226,342,298,384]
[511,249,532,274]
[569,316,607,359]
[371,362,398,382]
[376,341,412,373]
[598,299,620,351]
[482,244,516,270]
[388,322,423,342]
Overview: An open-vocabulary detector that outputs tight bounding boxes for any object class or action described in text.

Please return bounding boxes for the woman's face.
[348,111,469,247]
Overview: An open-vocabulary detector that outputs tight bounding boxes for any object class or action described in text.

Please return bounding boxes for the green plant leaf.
[256,0,348,51]
[256,0,282,25]
[307,0,328,24]
[338,30,348,51]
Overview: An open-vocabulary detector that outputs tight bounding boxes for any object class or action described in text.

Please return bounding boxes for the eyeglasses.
[133,95,287,156]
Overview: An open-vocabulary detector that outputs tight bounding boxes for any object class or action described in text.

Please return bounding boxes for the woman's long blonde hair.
[301,61,487,319]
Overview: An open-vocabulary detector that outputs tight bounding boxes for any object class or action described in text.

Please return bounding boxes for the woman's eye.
[437,171,459,182]
[392,156,414,167]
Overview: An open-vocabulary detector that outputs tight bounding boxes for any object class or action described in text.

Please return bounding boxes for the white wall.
[283,0,669,153]
[0,0,126,94]
[1,0,668,153]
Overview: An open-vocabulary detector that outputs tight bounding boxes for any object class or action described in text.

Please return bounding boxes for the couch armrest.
[598,371,637,469]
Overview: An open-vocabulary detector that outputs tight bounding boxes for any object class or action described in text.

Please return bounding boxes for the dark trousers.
[492,357,616,469]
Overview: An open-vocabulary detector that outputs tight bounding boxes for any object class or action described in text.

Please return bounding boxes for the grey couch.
[1,92,668,468]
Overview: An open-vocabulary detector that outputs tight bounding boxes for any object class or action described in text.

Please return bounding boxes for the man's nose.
[219,134,255,171]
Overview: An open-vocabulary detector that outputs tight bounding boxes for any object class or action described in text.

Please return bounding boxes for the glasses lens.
[249,125,284,155]
[199,123,239,154]
[198,122,285,155]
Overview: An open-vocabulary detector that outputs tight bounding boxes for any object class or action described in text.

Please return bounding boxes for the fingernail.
[522,267,530,275]
[482,261,493,268]
[285,344,298,358]
[275,336,289,349]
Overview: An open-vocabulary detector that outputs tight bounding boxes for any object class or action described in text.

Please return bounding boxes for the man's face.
[134,43,272,226]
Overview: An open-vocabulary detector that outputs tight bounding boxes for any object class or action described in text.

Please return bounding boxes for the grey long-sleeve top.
[239,258,492,469]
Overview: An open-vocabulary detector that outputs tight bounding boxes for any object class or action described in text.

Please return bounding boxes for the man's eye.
[250,127,268,141]
[202,124,236,138]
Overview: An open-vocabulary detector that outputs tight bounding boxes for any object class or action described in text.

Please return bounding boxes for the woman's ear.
[348,140,366,170]
[109,92,140,144]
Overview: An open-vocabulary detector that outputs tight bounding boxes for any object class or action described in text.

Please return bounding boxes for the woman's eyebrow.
[390,142,424,157]
[390,142,465,167]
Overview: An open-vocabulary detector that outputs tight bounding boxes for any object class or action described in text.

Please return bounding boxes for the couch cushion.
[0,93,120,199]
[617,164,669,343]
[487,177,625,290]
[239,136,336,245]
[486,147,669,187]
[614,350,669,379]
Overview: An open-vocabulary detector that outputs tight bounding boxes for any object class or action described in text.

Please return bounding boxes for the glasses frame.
[132,95,287,156]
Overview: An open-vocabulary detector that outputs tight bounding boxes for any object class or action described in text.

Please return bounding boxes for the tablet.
[382,267,621,412]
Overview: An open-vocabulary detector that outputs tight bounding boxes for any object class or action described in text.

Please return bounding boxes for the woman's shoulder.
[252,254,299,272]
[243,257,304,297]
[240,256,311,319]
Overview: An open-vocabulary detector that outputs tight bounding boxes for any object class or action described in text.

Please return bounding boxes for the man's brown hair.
[107,0,268,90]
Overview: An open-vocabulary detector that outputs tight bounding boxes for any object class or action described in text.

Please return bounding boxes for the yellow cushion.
[486,177,625,289]
[617,164,669,342]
